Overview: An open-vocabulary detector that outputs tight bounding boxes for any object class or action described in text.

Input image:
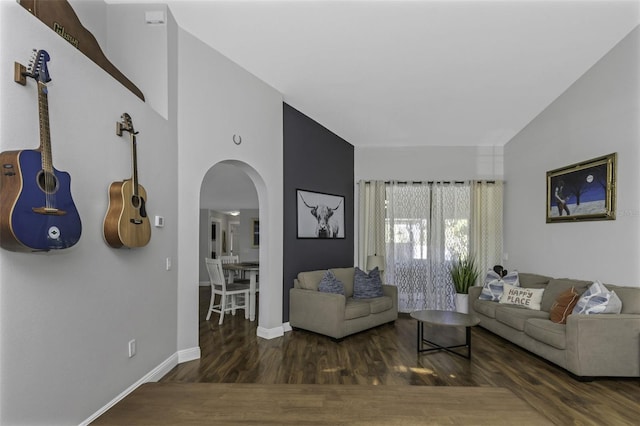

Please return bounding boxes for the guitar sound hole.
[131,195,140,208]
[37,170,58,194]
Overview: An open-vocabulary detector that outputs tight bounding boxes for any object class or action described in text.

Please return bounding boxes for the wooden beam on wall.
[19,0,145,102]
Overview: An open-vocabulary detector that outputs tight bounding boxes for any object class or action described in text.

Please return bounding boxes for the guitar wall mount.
[14,62,27,85]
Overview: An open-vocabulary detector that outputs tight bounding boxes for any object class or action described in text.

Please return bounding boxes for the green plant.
[450,255,479,294]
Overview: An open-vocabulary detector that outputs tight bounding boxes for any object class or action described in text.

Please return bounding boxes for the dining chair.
[205,258,250,325]
[220,255,240,264]
[220,254,249,284]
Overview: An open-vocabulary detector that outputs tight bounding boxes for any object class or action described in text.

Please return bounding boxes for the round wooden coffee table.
[410,310,480,359]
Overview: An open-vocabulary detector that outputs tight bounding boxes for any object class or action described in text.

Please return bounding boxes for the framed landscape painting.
[546,153,617,223]
[297,189,345,239]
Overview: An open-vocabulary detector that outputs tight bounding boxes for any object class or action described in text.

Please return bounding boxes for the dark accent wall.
[283,103,354,322]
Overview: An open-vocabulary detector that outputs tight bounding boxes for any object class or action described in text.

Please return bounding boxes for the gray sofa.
[289,267,398,339]
[469,272,640,378]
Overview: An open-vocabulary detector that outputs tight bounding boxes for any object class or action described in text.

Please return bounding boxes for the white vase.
[455,293,469,314]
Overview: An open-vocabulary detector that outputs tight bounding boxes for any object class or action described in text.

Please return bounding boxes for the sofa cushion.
[607,285,640,314]
[344,299,371,320]
[353,267,384,298]
[518,273,553,289]
[573,281,622,315]
[331,267,356,297]
[524,319,567,349]
[541,279,591,312]
[296,270,326,291]
[495,306,549,331]
[318,270,345,295]
[363,296,393,314]
[549,287,580,324]
[473,299,499,318]
[499,283,545,310]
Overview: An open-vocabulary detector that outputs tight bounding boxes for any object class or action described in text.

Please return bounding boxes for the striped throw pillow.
[479,270,519,301]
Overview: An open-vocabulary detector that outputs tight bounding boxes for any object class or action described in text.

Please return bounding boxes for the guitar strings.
[39,81,55,211]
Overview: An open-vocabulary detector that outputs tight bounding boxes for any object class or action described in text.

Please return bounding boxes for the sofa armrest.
[469,286,482,300]
[468,286,483,314]
[565,314,640,377]
[289,288,346,337]
[382,284,398,308]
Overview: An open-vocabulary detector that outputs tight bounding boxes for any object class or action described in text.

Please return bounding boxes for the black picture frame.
[297,189,345,239]
[546,153,617,223]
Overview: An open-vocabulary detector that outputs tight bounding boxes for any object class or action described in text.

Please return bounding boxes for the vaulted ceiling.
[107,0,639,210]
[164,0,639,148]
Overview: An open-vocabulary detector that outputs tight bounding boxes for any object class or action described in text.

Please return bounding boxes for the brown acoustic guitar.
[103,113,151,248]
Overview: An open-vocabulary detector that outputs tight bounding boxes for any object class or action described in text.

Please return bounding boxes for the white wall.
[176,28,284,351]
[106,3,169,119]
[238,209,260,262]
[0,2,178,424]
[355,145,504,181]
[504,26,639,286]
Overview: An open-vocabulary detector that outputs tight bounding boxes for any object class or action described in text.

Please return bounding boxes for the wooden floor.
[93,383,552,425]
[96,287,640,425]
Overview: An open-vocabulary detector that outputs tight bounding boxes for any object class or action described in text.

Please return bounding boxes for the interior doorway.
[199,162,260,321]
[209,219,221,259]
[228,221,240,256]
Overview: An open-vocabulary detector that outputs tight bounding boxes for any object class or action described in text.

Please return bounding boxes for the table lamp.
[366,255,385,283]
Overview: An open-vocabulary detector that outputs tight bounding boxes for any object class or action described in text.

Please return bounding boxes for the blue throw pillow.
[318,270,345,295]
[353,267,384,299]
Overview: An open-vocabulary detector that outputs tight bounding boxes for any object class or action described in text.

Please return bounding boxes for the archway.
[198,160,278,335]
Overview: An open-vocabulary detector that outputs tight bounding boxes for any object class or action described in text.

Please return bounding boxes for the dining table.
[222,262,259,321]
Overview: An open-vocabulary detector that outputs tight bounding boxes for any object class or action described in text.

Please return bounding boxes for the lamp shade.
[366,255,385,272]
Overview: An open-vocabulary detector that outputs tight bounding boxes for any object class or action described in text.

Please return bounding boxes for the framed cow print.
[297,189,345,239]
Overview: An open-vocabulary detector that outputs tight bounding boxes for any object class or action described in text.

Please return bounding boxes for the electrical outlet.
[128,339,136,358]
[166,257,172,271]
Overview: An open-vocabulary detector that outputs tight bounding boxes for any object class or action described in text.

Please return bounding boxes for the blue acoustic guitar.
[0,50,82,252]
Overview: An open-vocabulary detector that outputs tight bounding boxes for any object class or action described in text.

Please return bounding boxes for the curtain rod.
[361,180,497,184]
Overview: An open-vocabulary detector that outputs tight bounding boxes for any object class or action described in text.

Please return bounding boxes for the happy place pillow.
[353,267,384,299]
[479,270,519,301]
[318,270,345,295]
[499,283,544,310]
[573,281,622,315]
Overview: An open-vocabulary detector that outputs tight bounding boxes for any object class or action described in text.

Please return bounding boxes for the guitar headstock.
[26,49,51,83]
[116,112,138,136]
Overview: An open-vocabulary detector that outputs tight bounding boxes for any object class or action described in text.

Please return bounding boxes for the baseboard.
[283,322,292,332]
[80,346,200,425]
[178,346,201,363]
[257,325,285,339]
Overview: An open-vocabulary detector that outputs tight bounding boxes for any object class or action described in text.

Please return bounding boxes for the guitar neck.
[131,133,139,197]
[37,81,53,173]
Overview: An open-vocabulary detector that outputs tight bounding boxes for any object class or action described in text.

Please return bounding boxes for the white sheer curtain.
[358,180,503,313]
[385,182,433,311]
[429,182,470,310]
[384,182,471,312]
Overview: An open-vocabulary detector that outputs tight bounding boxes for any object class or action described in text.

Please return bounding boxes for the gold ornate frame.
[546,153,616,223]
